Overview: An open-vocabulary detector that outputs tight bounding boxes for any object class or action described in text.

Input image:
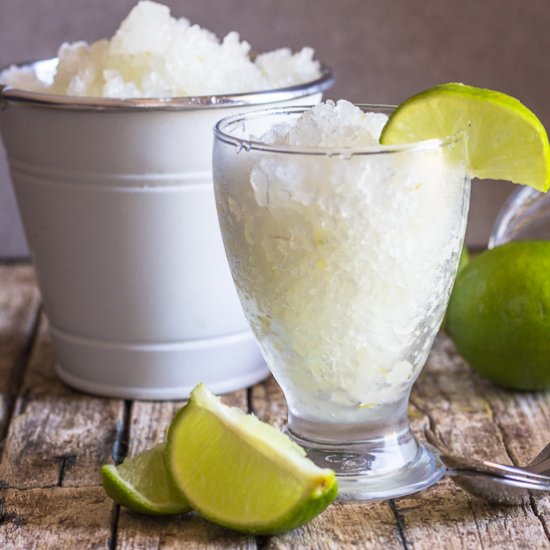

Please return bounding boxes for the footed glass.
[213,105,471,500]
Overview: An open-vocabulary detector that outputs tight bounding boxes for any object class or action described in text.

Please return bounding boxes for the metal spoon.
[424,427,550,504]
[443,469,550,505]
[525,441,550,474]
[425,427,550,479]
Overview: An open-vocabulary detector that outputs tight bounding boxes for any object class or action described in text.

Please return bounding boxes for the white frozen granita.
[0,1,321,98]
[215,100,469,423]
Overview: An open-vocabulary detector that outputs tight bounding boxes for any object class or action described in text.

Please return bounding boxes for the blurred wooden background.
[1,0,548,257]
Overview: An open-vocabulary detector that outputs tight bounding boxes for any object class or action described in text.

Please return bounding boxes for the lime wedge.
[165,384,337,535]
[101,445,191,516]
[380,83,550,191]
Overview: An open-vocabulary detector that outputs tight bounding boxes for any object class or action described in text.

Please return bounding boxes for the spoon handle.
[439,454,550,482]
[527,442,550,474]
[424,427,550,480]
[527,457,550,475]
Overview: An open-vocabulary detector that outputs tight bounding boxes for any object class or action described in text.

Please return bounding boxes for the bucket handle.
[0,85,10,110]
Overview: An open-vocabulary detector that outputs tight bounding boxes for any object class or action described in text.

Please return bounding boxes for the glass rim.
[0,57,334,112]
[214,104,465,156]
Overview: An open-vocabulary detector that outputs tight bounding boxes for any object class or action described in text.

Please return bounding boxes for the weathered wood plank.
[0,265,40,440]
[477,367,550,542]
[483,389,550,467]
[392,478,550,550]
[126,401,185,457]
[0,316,125,488]
[259,502,403,549]
[115,391,254,549]
[0,486,113,549]
[116,512,256,550]
[411,336,513,463]
[400,333,550,549]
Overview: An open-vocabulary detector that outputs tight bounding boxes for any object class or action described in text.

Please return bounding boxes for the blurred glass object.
[489,187,550,248]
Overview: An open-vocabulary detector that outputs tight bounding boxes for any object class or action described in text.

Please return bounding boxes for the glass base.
[287,424,445,501]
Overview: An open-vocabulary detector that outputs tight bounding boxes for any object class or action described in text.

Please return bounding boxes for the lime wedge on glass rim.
[380,83,550,192]
[165,384,337,535]
[101,445,191,516]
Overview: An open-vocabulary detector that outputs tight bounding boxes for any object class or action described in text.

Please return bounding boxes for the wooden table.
[1,263,549,549]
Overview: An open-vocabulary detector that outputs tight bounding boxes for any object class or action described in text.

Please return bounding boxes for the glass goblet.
[213,105,470,500]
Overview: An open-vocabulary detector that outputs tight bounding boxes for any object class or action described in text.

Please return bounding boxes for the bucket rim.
[0,57,334,112]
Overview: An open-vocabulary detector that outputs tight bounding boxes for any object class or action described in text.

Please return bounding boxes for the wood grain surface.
[0,264,549,549]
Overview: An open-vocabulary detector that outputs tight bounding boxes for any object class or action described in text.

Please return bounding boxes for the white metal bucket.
[0,59,333,399]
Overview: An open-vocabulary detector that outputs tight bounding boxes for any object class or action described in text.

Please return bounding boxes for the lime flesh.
[165,384,337,535]
[380,83,550,192]
[101,445,191,516]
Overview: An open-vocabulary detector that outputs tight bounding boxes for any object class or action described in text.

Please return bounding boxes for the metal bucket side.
[0,90,324,398]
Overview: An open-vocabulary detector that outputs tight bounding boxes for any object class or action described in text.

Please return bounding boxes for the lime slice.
[101,445,191,516]
[165,384,337,535]
[380,83,550,191]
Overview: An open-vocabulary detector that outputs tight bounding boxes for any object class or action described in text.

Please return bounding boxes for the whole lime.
[441,247,470,330]
[446,241,550,390]
[457,246,470,274]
